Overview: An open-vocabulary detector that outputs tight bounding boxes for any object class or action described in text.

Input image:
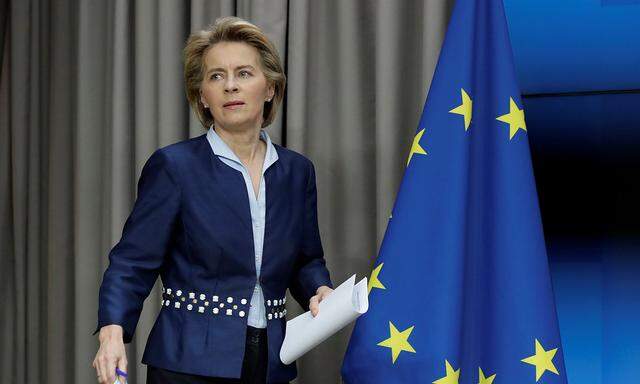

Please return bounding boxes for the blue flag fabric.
[341,0,567,383]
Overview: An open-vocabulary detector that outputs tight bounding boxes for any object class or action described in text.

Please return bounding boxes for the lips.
[223,100,245,107]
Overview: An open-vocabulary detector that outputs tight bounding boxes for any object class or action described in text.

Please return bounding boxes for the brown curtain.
[0,0,453,383]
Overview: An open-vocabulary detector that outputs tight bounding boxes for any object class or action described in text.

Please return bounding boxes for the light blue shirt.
[206,127,279,329]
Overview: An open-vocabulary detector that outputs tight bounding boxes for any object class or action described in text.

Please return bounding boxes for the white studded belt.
[162,287,286,320]
[266,297,287,320]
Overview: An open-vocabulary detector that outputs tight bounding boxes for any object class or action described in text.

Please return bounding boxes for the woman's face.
[200,41,274,131]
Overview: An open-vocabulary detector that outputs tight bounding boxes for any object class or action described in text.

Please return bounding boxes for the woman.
[92,16,333,384]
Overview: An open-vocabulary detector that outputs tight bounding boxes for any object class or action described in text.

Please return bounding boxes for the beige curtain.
[0,0,453,383]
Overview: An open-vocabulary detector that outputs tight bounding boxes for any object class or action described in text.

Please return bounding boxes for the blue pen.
[113,368,128,384]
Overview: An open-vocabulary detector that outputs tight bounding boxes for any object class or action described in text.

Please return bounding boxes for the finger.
[98,356,109,383]
[116,358,128,384]
[105,358,116,384]
[309,296,319,317]
[94,362,102,383]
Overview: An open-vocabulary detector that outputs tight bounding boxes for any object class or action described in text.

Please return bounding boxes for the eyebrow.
[206,65,256,74]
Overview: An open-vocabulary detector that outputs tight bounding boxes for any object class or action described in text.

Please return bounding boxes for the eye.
[210,73,222,80]
[239,70,252,78]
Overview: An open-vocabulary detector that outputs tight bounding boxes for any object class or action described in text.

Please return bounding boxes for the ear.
[199,91,208,108]
[267,81,275,100]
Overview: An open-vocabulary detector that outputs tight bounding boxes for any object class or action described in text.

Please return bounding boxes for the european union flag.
[341,0,567,383]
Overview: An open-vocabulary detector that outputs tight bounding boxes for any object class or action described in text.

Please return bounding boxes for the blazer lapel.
[198,138,253,231]
[263,147,287,253]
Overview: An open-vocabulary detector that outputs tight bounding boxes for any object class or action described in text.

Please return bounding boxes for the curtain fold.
[0,1,453,382]
[1,13,15,384]
[45,1,77,383]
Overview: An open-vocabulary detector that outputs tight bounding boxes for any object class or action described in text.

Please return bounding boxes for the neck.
[214,123,264,165]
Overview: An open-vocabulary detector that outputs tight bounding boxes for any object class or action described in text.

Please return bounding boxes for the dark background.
[505,0,640,381]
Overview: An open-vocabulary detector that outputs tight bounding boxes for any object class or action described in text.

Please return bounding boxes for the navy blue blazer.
[94,133,332,382]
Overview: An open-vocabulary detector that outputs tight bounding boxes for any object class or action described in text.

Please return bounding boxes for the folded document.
[280,274,369,364]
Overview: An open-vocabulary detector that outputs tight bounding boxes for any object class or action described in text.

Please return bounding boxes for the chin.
[218,120,254,131]
[220,115,262,128]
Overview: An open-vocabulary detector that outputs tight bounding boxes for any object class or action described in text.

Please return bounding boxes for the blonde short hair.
[183,16,286,129]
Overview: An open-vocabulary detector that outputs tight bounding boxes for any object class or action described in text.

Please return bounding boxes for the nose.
[224,75,239,93]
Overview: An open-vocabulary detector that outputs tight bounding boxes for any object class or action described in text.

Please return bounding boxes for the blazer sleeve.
[93,149,181,343]
[289,160,333,310]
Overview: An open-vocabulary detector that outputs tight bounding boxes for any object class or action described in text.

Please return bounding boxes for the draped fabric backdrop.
[0,1,453,383]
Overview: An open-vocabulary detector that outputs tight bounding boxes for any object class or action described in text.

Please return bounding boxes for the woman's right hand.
[93,324,128,384]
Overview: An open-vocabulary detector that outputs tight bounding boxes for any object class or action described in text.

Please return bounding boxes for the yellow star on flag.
[433,360,460,384]
[406,128,427,166]
[478,367,496,384]
[368,263,386,293]
[496,97,527,140]
[521,338,560,382]
[377,321,416,364]
[449,88,473,130]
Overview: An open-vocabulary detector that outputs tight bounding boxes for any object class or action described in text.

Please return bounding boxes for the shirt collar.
[206,126,279,171]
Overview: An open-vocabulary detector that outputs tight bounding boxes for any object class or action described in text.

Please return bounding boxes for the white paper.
[280,274,369,364]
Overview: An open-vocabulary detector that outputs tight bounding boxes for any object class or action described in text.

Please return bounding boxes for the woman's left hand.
[309,285,333,317]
